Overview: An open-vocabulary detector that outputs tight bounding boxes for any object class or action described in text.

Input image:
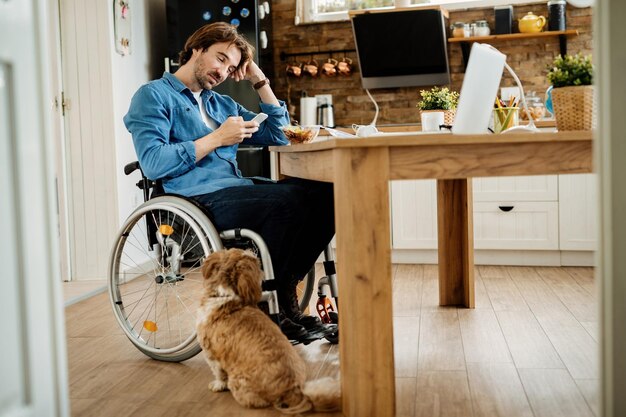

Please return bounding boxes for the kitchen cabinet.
[390,174,596,265]
[473,176,558,250]
[558,173,597,251]
[391,180,438,249]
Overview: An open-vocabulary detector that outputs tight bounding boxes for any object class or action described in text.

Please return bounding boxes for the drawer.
[474,202,559,250]
[473,175,558,202]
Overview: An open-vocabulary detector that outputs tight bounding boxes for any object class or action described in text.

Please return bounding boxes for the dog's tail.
[275,377,341,414]
[303,377,341,412]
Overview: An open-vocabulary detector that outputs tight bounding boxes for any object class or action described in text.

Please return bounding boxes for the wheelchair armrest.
[124,161,141,176]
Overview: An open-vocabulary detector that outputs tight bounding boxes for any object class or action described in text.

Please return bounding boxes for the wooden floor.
[66,264,598,417]
[63,280,106,305]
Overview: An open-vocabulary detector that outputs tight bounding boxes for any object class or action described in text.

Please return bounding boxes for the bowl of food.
[281,125,320,144]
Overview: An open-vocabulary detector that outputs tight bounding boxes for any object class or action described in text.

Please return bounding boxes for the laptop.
[452,43,506,134]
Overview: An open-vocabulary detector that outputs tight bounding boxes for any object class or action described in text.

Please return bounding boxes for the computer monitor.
[350,8,451,90]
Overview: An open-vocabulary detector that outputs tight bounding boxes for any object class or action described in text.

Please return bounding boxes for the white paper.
[299,97,317,126]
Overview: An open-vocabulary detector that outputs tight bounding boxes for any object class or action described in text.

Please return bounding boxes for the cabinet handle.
[498,205,514,212]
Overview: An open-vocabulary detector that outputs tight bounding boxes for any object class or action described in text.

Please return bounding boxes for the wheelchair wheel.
[109,196,223,362]
[298,268,316,312]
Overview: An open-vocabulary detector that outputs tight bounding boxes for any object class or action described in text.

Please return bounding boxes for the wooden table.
[270,131,593,417]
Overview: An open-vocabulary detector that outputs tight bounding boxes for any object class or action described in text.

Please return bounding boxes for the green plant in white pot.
[546,53,595,131]
[417,86,459,131]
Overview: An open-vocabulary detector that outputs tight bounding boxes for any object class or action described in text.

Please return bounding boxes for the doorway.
[54,0,119,282]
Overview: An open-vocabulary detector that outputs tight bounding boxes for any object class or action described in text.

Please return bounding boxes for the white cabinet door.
[474,202,559,250]
[391,180,438,249]
[559,174,598,251]
[473,175,557,201]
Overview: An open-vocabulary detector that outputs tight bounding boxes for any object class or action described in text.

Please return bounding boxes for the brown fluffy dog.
[197,248,341,414]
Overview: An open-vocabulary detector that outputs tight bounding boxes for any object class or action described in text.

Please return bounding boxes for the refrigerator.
[165,0,274,177]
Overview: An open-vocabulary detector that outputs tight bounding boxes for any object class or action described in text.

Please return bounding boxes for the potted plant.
[546,53,594,131]
[417,86,459,130]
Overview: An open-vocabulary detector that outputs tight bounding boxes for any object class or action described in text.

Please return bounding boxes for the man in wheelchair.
[123,22,334,342]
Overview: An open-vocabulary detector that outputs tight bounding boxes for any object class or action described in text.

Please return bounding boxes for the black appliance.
[165,0,274,178]
[494,5,513,34]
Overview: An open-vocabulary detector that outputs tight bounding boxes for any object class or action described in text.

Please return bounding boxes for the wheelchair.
[108,162,339,362]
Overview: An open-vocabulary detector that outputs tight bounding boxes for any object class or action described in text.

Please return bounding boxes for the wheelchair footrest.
[316,296,337,324]
[289,324,338,346]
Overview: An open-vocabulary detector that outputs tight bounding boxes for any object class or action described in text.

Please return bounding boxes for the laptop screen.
[452,43,506,134]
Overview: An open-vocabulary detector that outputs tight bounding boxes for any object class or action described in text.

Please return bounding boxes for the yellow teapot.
[518,12,546,33]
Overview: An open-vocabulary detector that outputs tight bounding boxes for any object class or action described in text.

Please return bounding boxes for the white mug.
[421,111,444,132]
[352,124,379,137]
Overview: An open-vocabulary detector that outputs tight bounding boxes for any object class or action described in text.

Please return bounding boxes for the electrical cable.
[365,88,379,127]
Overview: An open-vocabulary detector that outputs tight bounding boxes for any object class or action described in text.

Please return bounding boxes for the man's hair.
[178,22,254,67]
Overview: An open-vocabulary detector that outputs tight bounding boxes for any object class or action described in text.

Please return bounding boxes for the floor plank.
[495,310,564,369]
[458,309,512,364]
[575,378,600,417]
[563,267,597,297]
[467,363,534,417]
[418,311,466,372]
[396,377,417,417]
[394,316,420,377]
[536,267,597,322]
[482,276,531,312]
[393,264,423,317]
[414,371,474,417]
[519,369,594,417]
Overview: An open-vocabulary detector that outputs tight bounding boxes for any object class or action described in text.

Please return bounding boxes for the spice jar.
[474,20,491,36]
[522,91,546,121]
[450,22,470,38]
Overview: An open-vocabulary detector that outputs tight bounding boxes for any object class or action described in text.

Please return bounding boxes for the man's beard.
[194,61,221,90]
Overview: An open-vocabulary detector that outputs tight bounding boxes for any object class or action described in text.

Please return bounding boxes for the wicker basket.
[551,85,596,131]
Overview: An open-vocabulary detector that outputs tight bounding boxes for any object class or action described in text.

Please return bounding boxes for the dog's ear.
[234,254,263,305]
[201,250,224,281]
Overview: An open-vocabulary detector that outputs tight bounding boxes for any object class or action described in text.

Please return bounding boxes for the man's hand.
[230,59,280,106]
[230,59,265,85]
[194,116,259,162]
[213,116,259,146]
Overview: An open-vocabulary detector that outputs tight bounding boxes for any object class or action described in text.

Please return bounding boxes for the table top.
[271,130,594,181]
[270,130,593,153]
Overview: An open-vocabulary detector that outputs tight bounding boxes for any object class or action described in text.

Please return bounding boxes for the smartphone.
[251,112,268,124]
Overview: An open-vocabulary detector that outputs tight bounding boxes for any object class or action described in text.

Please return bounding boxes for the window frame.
[295,0,549,25]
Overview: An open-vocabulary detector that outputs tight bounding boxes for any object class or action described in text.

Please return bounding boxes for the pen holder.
[493,107,519,133]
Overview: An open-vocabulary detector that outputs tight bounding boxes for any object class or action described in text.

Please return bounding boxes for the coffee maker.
[316,95,335,128]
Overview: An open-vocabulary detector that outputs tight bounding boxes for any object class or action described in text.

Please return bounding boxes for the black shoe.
[279,317,308,341]
[278,280,324,331]
[291,312,325,331]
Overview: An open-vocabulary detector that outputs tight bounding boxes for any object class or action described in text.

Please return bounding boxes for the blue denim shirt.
[123,72,290,197]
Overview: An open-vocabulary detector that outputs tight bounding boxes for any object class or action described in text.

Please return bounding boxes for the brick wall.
[269,1,592,126]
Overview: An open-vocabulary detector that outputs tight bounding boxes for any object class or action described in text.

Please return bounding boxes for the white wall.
[109,0,166,224]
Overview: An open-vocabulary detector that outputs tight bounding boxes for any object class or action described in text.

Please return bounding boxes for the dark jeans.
[192,178,335,285]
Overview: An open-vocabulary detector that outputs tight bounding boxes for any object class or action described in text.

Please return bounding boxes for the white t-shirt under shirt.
[192,91,218,130]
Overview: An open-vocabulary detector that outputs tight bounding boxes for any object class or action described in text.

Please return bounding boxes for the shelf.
[449,30,579,68]
[448,29,579,43]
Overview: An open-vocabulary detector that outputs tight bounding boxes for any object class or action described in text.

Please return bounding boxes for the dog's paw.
[209,380,228,392]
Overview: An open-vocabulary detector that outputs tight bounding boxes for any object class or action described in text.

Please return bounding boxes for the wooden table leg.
[436,178,475,307]
[333,147,395,417]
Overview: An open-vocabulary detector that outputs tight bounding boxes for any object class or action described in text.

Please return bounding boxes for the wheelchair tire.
[108,196,223,362]
[298,268,316,312]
